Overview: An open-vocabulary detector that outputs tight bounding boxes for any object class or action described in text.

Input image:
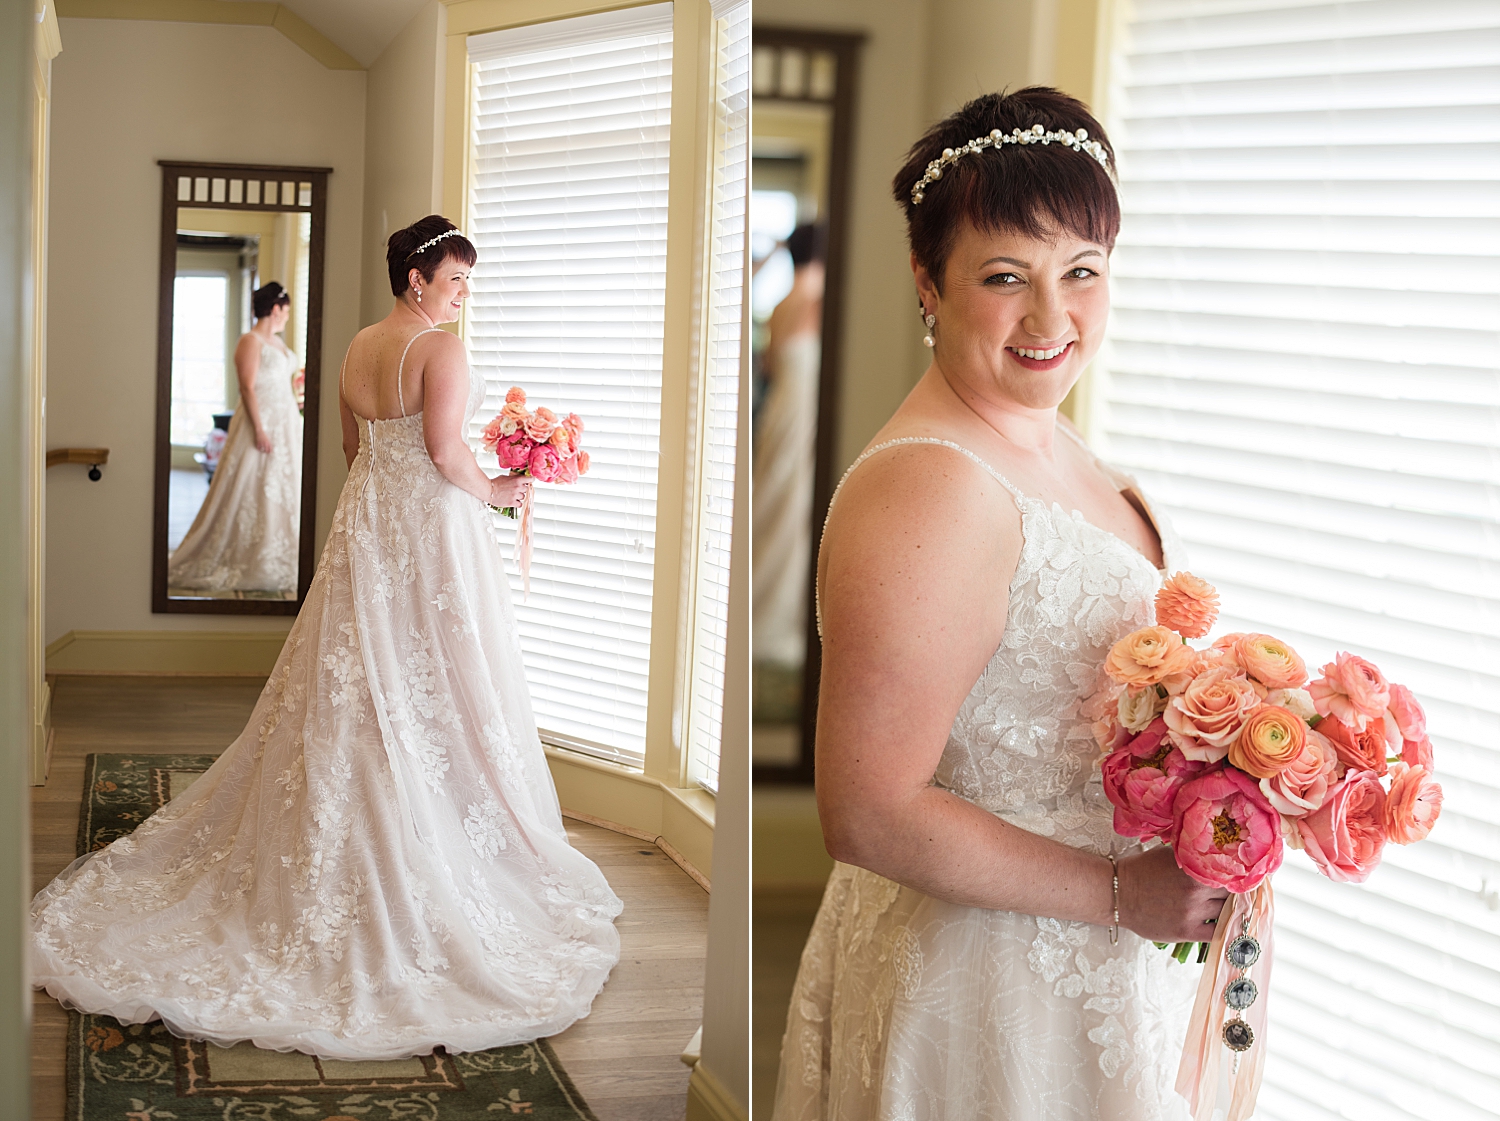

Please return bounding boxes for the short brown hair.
[386,215,478,297]
[892,87,1119,291]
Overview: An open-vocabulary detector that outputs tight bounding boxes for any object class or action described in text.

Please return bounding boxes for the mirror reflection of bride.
[32,216,623,1059]
[166,281,302,596]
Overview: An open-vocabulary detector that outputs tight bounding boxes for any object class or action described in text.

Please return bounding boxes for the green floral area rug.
[64,753,599,1121]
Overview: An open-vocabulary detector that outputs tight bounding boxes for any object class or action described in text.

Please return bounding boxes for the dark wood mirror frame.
[752,28,863,785]
[151,160,330,615]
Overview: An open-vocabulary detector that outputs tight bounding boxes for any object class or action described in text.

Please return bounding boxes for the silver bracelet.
[1107,854,1120,945]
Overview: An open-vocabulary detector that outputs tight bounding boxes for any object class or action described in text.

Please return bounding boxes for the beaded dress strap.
[814,437,1030,640]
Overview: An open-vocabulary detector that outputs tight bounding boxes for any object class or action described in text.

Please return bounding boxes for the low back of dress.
[33,326,622,1060]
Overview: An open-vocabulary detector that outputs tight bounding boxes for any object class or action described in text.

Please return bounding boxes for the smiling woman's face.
[408,255,472,324]
[915,221,1111,412]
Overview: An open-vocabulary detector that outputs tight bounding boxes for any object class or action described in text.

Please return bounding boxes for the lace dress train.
[32,353,623,1059]
[773,436,1200,1121]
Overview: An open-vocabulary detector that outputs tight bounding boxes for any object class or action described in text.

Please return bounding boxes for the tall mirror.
[152,161,328,614]
[751,30,861,781]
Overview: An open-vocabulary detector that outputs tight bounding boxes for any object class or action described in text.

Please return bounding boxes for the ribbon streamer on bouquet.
[1176,880,1275,1121]
[515,491,534,600]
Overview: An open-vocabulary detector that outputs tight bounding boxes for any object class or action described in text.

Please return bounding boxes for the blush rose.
[1163,666,1263,764]
[1296,769,1387,883]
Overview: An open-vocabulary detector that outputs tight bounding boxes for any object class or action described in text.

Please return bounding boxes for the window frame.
[443,0,739,795]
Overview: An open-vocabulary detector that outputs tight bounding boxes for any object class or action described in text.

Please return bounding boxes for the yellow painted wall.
[44,18,366,643]
[362,0,448,328]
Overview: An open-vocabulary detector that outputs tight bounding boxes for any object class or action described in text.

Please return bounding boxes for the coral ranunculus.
[1384,762,1443,844]
[1101,719,1206,840]
[1223,633,1308,690]
[1155,572,1220,639]
[1260,727,1338,816]
[1296,769,1386,882]
[1229,704,1307,778]
[1163,666,1263,763]
[1169,767,1284,893]
[1317,715,1388,778]
[576,450,590,474]
[1385,683,1433,769]
[1309,652,1390,732]
[1105,626,1198,687]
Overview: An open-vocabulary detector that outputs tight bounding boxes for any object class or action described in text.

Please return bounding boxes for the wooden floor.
[32,675,708,1121]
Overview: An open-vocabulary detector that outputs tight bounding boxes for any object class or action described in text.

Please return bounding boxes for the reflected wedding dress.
[33,329,623,1059]
[773,435,1199,1121]
[168,334,303,595]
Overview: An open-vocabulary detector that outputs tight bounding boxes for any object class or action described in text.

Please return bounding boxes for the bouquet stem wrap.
[515,494,534,600]
[1176,880,1275,1121]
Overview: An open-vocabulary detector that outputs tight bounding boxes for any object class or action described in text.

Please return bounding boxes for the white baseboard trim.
[686,1060,747,1121]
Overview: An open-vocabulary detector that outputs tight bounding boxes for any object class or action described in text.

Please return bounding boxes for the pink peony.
[1101,719,1206,840]
[1259,727,1339,816]
[1163,666,1264,764]
[1169,767,1284,893]
[1155,572,1220,639]
[556,453,580,485]
[1309,652,1390,732]
[1297,769,1386,882]
[1318,714,1388,778]
[494,430,534,470]
[528,442,563,482]
[1383,762,1442,845]
[524,405,559,443]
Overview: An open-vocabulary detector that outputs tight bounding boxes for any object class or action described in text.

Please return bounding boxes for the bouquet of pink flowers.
[1093,572,1443,1117]
[480,387,589,516]
[479,387,589,594]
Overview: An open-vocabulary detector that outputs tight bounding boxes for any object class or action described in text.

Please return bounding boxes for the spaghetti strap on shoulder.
[396,328,442,419]
[814,436,1030,640]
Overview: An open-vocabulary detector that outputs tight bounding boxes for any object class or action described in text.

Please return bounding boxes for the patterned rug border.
[65,752,603,1121]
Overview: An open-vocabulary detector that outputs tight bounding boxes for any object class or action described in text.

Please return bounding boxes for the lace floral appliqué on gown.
[773,436,1200,1121]
[33,344,623,1059]
[168,336,303,595]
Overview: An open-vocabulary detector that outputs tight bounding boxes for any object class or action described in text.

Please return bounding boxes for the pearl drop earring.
[415,288,422,303]
[922,312,936,348]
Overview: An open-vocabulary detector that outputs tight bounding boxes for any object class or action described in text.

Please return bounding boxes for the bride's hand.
[1116,845,1229,942]
[489,474,531,508]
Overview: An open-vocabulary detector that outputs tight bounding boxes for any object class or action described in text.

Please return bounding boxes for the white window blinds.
[684,0,749,795]
[466,3,673,768]
[1100,2,1500,1117]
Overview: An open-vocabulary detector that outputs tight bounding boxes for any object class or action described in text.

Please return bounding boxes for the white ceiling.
[230,0,431,67]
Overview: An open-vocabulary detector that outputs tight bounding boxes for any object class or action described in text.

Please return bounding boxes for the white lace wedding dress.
[168,334,303,595]
[33,329,623,1059]
[773,435,1200,1121]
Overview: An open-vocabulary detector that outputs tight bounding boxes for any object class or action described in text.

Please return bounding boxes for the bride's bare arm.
[815,443,1225,942]
[418,332,528,508]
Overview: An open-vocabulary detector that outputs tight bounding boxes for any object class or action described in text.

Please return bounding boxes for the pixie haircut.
[386,215,478,297]
[892,87,1119,291]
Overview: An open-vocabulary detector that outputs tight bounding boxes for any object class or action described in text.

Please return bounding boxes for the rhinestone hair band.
[406,228,466,257]
[910,124,1110,205]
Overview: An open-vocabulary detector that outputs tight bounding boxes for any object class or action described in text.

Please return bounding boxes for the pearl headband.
[406,228,466,257]
[910,125,1110,206]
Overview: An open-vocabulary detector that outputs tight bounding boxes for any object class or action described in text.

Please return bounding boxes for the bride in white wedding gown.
[32,216,623,1059]
[773,91,1224,1120]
